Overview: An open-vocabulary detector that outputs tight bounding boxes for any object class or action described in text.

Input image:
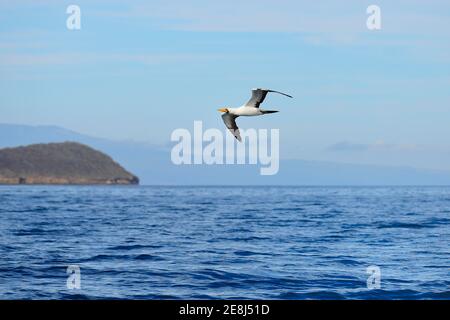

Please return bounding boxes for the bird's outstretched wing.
[244,88,293,108]
[221,113,241,142]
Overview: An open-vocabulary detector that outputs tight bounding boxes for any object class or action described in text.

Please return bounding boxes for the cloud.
[327,140,420,152]
[0,52,228,66]
[95,0,450,39]
[101,1,363,34]
[327,141,369,152]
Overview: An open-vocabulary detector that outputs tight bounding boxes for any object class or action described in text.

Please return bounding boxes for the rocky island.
[0,142,139,185]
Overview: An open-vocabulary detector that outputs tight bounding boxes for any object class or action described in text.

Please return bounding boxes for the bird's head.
[217,108,229,113]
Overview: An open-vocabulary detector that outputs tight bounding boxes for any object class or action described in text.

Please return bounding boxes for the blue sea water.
[0,186,449,300]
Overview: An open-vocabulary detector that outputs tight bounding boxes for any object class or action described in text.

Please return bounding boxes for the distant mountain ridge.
[0,142,139,185]
[1,123,450,185]
[0,123,90,148]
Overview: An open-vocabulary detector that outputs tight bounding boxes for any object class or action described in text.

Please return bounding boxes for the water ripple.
[0,185,449,299]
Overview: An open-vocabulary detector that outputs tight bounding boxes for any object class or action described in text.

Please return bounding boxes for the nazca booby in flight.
[218,88,292,142]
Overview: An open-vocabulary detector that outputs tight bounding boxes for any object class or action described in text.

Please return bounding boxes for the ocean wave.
[1,185,448,299]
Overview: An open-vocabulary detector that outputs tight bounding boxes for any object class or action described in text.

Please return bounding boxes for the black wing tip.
[277,91,293,98]
[261,89,293,98]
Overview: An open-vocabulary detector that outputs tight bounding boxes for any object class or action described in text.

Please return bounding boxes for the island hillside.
[0,142,139,185]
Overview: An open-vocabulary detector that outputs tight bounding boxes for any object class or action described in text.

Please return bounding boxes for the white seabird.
[218,88,293,142]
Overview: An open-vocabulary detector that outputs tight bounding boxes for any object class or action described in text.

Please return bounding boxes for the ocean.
[0,186,449,299]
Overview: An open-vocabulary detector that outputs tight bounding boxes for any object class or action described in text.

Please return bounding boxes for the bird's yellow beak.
[218,108,228,113]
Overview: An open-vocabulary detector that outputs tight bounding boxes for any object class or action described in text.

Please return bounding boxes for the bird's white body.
[227,106,263,117]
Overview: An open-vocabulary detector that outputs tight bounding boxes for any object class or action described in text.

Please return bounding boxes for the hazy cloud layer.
[327,141,420,152]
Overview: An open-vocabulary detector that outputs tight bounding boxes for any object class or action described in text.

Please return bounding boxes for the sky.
[1,0,450,170]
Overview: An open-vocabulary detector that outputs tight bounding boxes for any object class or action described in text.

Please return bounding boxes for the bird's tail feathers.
[261,110,279,114]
